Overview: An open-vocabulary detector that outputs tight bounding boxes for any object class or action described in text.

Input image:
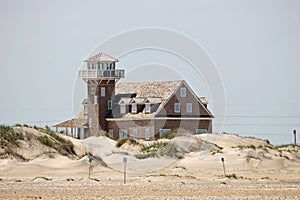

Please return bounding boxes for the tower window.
[120,104,126,114]
[94,95,98,105]
[101,87,105,97]
[186,103,192,113]
[174,103,180,113]
[84,104,88,115]
[108,100,112,110]
[89,118,92,128]
[131,103,137,113]
[145,103,150,113]
[180,87,186,97]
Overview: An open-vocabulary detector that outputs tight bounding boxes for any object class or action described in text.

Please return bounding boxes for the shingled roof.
[84,52,119,62]
[115,80,183,104]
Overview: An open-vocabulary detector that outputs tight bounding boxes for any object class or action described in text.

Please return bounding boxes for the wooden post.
[123,157,127,184]
[221,157,226,176]
[294,130,297,146]
[88,157,93,179]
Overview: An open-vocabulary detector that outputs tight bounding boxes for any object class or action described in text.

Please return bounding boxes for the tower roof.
[84,52,119,62]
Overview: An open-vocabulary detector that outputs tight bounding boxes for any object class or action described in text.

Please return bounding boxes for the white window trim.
[145,103,151,113]
[89,118,92,128]
[133,129,138,139]
[108,100,112,110]
[180,87,187,97]
[159,129,171,137]
[84,104,88,115]
[101,87,105,97]
[174,103,180,113]
[119,129,128,139]
[145,129,150,140]
[120,104,126,114]
[94,95,98,105]
[186,103,192,113]
[109,129,114,136]
[131,103,137,113]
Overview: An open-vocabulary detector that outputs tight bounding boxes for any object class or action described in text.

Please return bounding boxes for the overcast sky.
[0,0,299,144]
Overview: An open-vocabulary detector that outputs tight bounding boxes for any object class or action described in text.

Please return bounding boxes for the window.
[159,129,171,138]
[133,129,138,139]
[101,87,105,97]
[145,129,150,140]
[119,129,128,139]
[94,95,98,105]
[108,100,112,110]
[174,103,180,113]
[120,104,126,114]
[89,118,92,128]
[109,129,114,137]
[196,129,208,134]
[180,87,186,97]
[145,103,151,113]
[84,104,88,115]
[131,103,137,113]
[186,103,192,113]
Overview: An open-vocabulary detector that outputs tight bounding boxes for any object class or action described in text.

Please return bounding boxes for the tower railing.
[78,69,125,79]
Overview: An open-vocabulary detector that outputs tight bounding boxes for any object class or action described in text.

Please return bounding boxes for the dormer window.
[120,104,126,114]
[145,103,151,113]
[131,103,137,113]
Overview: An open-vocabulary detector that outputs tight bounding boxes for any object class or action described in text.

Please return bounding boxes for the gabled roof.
[53,118,88,128]
[115,80,183,105]
[84,52,119,62]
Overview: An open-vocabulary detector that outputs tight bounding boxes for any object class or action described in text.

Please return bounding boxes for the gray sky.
[0,0,299,145]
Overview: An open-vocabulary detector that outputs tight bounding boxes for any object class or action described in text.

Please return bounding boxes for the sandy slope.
[1,130,300,199]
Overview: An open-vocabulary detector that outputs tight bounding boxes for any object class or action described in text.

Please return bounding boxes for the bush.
[116,138,138,147]
[135,141,180,159]
[37,135,53,147]
[225,173,237,179]
[0,125,24,145]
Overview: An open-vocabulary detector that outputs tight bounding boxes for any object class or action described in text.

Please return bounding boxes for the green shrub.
[0,125,24,145]
[225,173,237,179]
[37,135,53,147]
[135,141,180,159]
[116,138,138,147]
[23,124,29,128]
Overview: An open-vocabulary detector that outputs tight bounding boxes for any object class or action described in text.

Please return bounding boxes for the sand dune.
[0,127,300,199]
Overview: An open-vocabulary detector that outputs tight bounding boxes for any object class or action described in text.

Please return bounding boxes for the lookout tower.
[78,52,125,136]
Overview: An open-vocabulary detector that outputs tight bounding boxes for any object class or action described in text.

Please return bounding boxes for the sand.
[1,132,300,199]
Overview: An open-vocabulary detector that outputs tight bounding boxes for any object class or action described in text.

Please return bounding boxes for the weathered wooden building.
[54,53,213,140]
